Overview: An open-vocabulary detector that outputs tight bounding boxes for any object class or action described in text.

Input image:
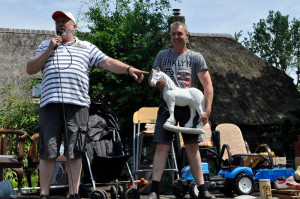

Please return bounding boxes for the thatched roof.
[189,33,299,126]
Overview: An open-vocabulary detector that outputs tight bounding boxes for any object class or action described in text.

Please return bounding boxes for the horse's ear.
[152,67,160,72]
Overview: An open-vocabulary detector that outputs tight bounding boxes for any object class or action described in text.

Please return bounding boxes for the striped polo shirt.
[31,37,108,108]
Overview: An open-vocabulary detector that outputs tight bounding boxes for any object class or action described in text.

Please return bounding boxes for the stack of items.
[267,138,300,198]
[272,174,300,198]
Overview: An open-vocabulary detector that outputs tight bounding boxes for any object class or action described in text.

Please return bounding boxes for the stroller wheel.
[111,185,118,199]
[188,181,198,199]
[121,187,140,199]
[117,185,124,198]
[172,179,187,198]
[90,189,108,199]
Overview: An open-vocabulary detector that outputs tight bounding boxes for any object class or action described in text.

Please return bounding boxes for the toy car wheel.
[233,172,255,195]
[172,179,187,198]
[121,187,140,199]
[90,189,108,199]
[111,185,118,199]
[188,181,198,199]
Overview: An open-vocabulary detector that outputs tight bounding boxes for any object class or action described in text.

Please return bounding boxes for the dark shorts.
[38,103,89,159]
[153,100,203,145]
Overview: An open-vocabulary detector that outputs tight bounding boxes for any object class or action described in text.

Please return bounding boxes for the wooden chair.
[0,130,28,189]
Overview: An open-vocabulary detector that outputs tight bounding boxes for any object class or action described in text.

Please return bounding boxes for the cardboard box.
[273,157,286,165]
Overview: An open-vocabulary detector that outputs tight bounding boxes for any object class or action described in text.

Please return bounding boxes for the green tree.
[291,18,300,88]
[236,10,300,158]
[77,0,179,142]
[237,10,299,86]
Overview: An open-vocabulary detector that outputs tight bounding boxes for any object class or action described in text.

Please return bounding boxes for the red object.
[128,178,148,188]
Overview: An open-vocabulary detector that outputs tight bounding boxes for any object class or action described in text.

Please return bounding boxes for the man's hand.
[50,36,62,50]
[198,111,210,126]
[156,80,166,90]
[129,67,149,83]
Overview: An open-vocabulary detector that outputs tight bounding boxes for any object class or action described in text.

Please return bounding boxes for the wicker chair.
[216,123,273,171]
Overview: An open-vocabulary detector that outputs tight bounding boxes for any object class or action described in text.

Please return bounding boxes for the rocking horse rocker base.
[163,123,204,134]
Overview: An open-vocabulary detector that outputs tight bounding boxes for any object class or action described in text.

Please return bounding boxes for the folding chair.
[132,107,179,179]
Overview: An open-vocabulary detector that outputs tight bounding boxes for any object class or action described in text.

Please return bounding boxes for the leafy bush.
[0,82,40,187]
[0,84,39,135]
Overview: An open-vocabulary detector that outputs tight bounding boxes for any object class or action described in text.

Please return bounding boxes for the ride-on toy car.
[173,161,295,198]
[172,123,295,198]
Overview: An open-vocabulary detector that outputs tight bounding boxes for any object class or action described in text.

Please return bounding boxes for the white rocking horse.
[150,68,205,134]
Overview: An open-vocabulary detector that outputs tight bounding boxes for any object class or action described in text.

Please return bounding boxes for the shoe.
[275,176,300,189]
[147,192,160,199]
[40,194,49,199]
[69,193,81,199]
[198,191,216,199]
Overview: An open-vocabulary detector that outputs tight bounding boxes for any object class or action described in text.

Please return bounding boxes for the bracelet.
[127,66,133,75]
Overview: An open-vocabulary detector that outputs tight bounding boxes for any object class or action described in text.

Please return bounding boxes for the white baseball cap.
[52,11,76,24]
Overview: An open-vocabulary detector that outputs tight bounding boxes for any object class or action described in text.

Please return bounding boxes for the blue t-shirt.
[153,48,208,88]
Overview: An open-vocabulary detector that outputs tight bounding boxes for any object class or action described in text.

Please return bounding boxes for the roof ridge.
[189,33,234,39]
[0,28,55,35]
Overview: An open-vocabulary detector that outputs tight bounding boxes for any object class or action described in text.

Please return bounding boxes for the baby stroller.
[80,102,139,199]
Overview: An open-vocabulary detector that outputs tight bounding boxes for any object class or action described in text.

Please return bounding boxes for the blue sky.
[1,0,299,82]
[2,0,300,36]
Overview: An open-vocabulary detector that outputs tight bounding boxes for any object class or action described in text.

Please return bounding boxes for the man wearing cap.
[27,11,148,199]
